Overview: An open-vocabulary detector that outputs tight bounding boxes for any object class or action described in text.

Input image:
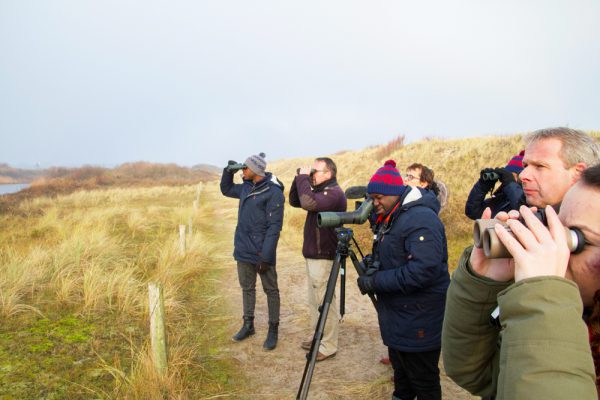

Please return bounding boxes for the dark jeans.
[237,261,280,324]
[388,347,441,400]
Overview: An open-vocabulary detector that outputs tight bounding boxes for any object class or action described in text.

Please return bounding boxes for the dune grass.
[1,130,598,397]
[0,184,242,399]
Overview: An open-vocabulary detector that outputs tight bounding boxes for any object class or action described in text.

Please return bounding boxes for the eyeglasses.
[404,174,420,181]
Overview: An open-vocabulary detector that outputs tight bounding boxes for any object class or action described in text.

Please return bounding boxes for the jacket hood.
[400,186,441,214]
[246,172,285,193]
[269,173,285,192]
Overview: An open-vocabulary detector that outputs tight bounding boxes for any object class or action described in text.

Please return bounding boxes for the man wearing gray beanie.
[244,152,267,177]
[220,152,285,351]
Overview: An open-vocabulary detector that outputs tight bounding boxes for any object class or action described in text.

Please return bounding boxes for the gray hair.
[524,127,599,168]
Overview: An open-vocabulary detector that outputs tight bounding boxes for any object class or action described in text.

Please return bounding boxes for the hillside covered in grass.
[1,131,598,398]
[270,131,598,265]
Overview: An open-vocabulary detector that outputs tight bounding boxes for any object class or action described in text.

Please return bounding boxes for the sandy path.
[210,187,476,399]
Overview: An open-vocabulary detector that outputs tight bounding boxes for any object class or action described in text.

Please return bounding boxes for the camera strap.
[372,201,402,261]
[374,200,401,227]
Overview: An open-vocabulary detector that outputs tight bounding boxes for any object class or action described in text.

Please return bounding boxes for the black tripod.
[296,227,377,400]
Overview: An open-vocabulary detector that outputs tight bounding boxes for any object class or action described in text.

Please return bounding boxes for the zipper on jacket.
[316,227,321,255]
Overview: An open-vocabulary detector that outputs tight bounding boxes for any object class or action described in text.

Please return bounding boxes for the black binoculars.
[481,171,500,182]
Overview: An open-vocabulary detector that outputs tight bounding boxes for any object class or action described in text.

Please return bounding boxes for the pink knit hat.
[367,160,405,195]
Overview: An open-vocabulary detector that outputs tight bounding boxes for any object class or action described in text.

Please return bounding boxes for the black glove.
[357,273,376,295]
[256,261,272,274]
[225,160,245,173]
[494,167,514,186]
[478,168,497,190]
[358,254,373,275]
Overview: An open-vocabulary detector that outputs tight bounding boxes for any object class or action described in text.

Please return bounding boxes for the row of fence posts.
[148,183,203,375]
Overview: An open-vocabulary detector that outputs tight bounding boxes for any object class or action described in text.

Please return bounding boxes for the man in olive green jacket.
[443,246,595,399]
[442,168,600,400]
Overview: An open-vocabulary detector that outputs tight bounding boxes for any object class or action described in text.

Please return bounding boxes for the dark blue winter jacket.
[465,180,526,220]
[220,169,285,266]
[371,186,450,352]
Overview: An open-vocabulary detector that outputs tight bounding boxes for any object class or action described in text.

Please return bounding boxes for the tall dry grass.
[0,183,240,398]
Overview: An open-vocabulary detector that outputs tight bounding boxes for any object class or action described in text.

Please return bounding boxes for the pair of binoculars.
[473,210,585,258]
[296,168,317,175]
[481,171,500,181]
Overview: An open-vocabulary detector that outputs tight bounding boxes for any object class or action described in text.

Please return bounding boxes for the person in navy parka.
[464,151,526,220]
[357,160,450,400]
[220,152,285,351]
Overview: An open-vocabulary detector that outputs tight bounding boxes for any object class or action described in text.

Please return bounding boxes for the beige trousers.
[306,258,339,356]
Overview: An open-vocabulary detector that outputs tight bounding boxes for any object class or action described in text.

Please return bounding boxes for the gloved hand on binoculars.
[256,261,272,274]
[494,167,515,186]
[478,168,497,190]
[357,270,377,295]
[225,160,245,173]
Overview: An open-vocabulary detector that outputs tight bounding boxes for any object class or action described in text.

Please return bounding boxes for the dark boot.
[232,317,255,342]
[263,322,278,350]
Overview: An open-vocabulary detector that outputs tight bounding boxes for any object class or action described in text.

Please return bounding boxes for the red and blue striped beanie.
[505,150,525,174]
[367,160,405,195]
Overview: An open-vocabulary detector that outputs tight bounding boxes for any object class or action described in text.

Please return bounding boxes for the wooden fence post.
[179,224,186,254]
[148,282,167,374]
[193,200,198,210]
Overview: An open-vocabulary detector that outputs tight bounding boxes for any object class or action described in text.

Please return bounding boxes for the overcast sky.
[1,1,599,168]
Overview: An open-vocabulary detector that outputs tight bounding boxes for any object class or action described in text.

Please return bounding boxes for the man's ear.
[572,162,587,181]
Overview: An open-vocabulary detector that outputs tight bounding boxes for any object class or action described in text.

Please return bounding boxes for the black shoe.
[232,317,255,342]
[263,322,278,350]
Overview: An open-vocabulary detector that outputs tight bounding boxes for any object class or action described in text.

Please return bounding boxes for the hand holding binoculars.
[473,209,585,258]
[226,160,246,173]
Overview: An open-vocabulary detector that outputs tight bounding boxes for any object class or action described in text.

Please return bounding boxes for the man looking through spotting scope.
[289,157,347,362]
[220,152,285,351]
[356,160,450,400]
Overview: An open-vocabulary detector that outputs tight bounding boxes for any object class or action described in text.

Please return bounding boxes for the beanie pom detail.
[259,152,266,158]
[384,160,396,168]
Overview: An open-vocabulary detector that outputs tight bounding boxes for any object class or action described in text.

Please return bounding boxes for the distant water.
[0,183,30,196]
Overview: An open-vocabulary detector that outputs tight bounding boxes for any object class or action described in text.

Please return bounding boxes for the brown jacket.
[289,175,346,260]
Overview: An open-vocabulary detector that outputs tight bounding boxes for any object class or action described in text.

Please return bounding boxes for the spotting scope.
[317,186,373,228]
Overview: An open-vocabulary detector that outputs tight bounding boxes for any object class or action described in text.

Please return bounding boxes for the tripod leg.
[340,257,346,319]
[349,250,377,307]
[297,253,342,400]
